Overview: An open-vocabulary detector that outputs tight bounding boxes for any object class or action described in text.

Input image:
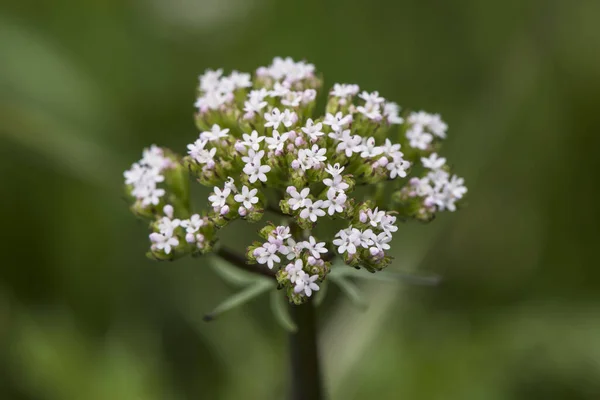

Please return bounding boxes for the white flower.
[366,208,385,228]
[150,232,179,255]
[287,187,310,210]
[208,186,231,208]
[200,124,230,142]
[384,102,404,124]
[408,111,447,139]
[448,175,467,198]
[234,186,259,209]
[356,102,382,121]
[323,174,349,194]
[255,242,280,269]
[358,229,375,248]
[180,214,204,234]
[198,68,223,92]
[229,70,252,88]
[323,190,347,215]
[294,271,320,297]
[243,158,271,183]
[187,139,208,159]
[189,142,217,165]
[387,154,410,179]
[297,145,327,171]
[299,199,326,222]
[285,259,304,283]
[281,91,303,107]
[241,149,265,165]
[281,109,297,128]
[360,137,384,158]
[380,214,398,234]
[241,130,265,151]
[336,130,362,157]
[269,82,290,97]
[302,89,317,104]
[421,153,446,170]
[323,112,352,132]
[370,232,392,256]
[333,228,359,255]
[158,217,181,237]
[270,226,292,245]
[330,83,360,98]
[324,163,344,177]
[301,119,325,141]
[302,236,328,259]
[407,127,434,150]
[359,90,385,105]
[264,107,285,129]
[264,108,297,129]
[265,130,290,153]
[142,187,166,206]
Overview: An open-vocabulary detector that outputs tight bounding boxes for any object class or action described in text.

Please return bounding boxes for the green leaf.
[269,290,298,332]
[346,269,442,286]
[203,280,274,321]
[314,279,329,307]
[209,256,262,287]
[330,276,368,310]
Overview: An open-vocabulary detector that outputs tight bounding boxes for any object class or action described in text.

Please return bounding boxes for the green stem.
[289,301,324,400]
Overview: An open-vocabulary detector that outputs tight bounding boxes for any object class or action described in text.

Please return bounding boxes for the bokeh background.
[2,0,600,399]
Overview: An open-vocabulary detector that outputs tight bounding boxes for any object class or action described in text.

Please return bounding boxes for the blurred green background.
[2,0,600,399]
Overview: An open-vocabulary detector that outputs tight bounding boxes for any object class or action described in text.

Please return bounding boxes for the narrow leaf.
[204,280,274,321]
[331,276,368,310]
[210,256,262,287]
[269,290,298,332]
[346,269,442,286]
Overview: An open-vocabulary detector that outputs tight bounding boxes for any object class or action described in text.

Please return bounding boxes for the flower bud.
[186,233,196,243]
[163,205,174,219]
[238,206,247,217]
[220,205,230,215]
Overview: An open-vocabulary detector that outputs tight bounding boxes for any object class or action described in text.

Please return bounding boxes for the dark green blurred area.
[1,0,600,399]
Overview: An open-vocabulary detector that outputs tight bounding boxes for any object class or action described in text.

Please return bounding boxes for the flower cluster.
[123,57,467,304]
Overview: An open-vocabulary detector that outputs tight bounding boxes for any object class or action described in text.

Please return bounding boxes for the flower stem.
[289,301,324,400]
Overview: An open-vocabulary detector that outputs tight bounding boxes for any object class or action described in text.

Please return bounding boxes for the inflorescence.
[124,57,467,305]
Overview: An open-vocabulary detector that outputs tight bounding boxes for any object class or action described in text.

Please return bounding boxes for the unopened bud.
[186,233,196,243]
[220,205,230,215]
[238,206,247,217]
[163,204,174,219]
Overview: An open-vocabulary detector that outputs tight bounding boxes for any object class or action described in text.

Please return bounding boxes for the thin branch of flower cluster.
[123,56,467,305]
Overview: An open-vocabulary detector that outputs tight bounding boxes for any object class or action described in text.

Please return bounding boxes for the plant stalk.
[289,301,324,400]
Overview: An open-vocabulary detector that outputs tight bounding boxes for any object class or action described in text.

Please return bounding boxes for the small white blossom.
[265,130,290,153]
[325,163,345,177]
[323,190,347,215]
[336,131,362,157]
[241,130,265,151]
[294,271,320,297]
[301,119,325,141]
[158,217,181,237]
[302,236,328,259]
[255,242,281,269]
[181,214,204,234]
[323,174,349,194]
[200,124,230,142]
[387,154,410,179]
[287,187,311,210]
[150,232,179,255]
[333,228,360,255]
[299,199,326,222]
[323,112,352,132]
[297,145,327,171]
[360,137,384,158]
[421,153,446,170]
[208,186,231,208]
[234,186,259,209]
[285,259,304,283]
[359,91,385,105]
[330,83,360,98]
